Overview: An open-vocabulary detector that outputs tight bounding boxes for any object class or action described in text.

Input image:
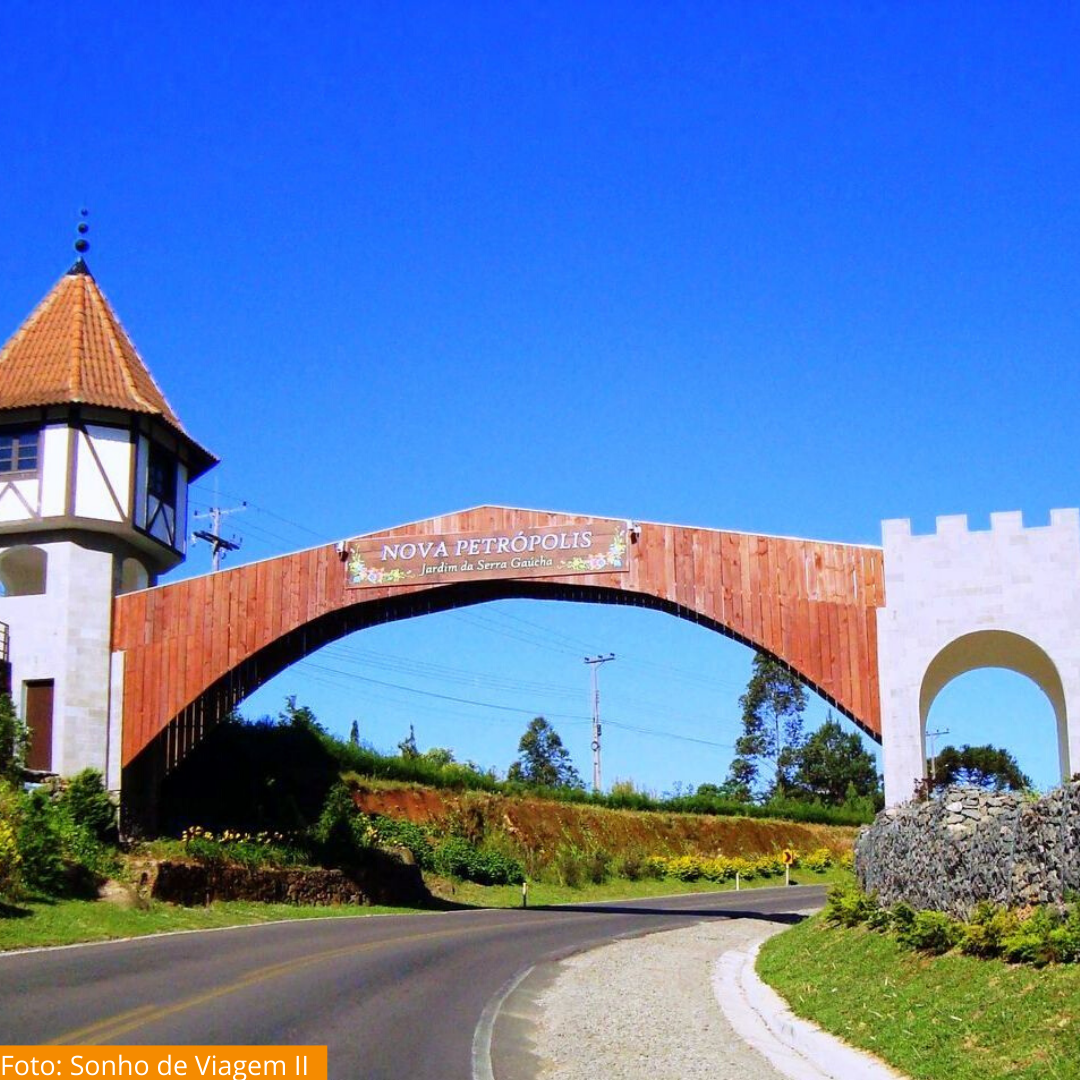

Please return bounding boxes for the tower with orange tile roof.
[0,236,216,787]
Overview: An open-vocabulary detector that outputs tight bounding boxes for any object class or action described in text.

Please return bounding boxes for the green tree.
[507,717,583,789]
[931,744,1032,792]
[397,724,419,759]
[421,746,455,767]
[0,692,28,781]
[725,655,807,799]
[278,696,325,735]
[348,719,360,746]
[787,716,880,806]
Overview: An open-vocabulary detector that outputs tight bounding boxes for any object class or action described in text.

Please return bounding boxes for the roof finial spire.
[68,209,91,276]
[74,208,90,253]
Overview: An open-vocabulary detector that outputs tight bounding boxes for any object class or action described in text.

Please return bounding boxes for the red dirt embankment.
[351,785,857,864]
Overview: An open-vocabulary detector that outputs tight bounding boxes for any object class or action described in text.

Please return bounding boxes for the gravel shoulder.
[491,916,796,1080]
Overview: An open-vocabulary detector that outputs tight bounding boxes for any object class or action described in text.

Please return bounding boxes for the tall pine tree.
[725,654,807,799]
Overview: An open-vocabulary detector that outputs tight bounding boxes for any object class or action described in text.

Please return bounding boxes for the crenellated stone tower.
[0,250,215,788]
[877,509,1080,803]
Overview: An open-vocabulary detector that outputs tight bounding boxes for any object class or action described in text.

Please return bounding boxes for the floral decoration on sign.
[559,527,628,572]
[346,547,413,586]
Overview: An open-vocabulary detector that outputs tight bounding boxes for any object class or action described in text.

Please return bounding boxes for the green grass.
[0,867,847,952]
[757,914,1080,1080]
[0,898,428,952]
[432,866,847,908]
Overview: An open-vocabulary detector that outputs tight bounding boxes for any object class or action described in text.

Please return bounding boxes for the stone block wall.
[151,852,430,908]
[855,784,1080,917]
[876,509,1080,805]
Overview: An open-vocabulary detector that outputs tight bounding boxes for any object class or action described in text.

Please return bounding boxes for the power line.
[289,658,734,751]
[191,483,326,539]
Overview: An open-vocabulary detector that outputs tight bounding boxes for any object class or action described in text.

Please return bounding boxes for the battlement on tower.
[882,508,1080,545]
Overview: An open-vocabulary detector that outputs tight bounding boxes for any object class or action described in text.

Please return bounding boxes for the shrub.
[368,815,435,870]
[700,857,736,883]
[1000,908,1075,967]
[60,769,116,842]
[311,783,371,866]
[17,791,67,896]
[180,826,304,869]
[824,883,879,927]
[824,885,1080,966]
[664,855,704,882]
[642,855,668,880]
[0,694,28,781]
[898,910,963,955]
[730,856,757,881]
[0,817,20,898]
[615,849,649,881]
[801,847,834,873]
[432,836,524,885]
[755,854,784,878]
[432,836,478,880]
[889,901,916,936]
[959,902,1020,958]
[582,848,613,885]
[551,845,584,888]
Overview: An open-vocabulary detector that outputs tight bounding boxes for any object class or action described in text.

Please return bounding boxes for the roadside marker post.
[782,848,796,886]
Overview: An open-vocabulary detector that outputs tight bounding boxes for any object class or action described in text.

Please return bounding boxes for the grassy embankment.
[0,781,857,951]
[758,914,1080,1080]
[0,867,854,953]
[0,867,852,953]
[0,898,429,952]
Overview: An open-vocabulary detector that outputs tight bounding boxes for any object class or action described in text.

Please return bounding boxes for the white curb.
[713,939,908,1080]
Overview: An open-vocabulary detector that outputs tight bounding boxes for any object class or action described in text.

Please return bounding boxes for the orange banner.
[0,1047,326,1080]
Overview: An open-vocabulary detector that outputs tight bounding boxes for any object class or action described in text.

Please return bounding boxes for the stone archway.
[920,630,1069,783]
[877,509,1080,805]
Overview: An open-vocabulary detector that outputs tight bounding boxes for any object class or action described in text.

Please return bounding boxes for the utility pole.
[926,728,950,784]
[584,654,615,793]
[192,502,246,572]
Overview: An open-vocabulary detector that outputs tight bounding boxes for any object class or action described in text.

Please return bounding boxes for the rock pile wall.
[855,783,1080,916]
[152,851,429,908]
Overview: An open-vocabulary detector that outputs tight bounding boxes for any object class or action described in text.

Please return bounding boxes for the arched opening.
[115,556,149,596]
[919,630,1068,787]
[0,545,47,597]
[122,579,882,834]
[145,595,878,834]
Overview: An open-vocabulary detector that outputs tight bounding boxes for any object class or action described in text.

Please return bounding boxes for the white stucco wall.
[40,424,69,517]
[0,478,38,522]
[878,509,1080,806]
[74,426,132,522]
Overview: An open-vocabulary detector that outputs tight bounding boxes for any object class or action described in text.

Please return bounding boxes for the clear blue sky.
[3,3,1078,792]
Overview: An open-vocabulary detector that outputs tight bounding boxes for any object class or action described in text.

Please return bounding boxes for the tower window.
[148,442,177,507]
[0,430,39,474]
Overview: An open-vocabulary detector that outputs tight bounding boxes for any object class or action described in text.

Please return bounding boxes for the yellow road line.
[47,1004,158,1045]
[46,918,523,1045]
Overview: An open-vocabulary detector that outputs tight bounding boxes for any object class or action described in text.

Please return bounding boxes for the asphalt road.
[0,886,825,1080]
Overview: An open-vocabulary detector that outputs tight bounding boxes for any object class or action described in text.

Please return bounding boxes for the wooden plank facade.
[112,506,886,777]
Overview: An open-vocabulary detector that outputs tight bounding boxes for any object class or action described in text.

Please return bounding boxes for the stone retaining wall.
[152,851,429,908]
[855,783,1080,917]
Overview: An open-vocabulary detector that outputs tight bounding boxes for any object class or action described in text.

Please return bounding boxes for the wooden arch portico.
[111,506,885,821]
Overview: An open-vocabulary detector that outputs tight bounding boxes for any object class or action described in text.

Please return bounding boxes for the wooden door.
[24,680,53,771]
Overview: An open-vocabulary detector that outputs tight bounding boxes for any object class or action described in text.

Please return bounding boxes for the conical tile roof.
[0,259,215,474]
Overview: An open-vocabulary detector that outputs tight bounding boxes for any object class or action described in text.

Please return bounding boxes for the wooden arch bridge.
[112,506,885,802]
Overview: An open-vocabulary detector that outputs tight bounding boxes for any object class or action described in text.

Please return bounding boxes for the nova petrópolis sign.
[345,523,631,588]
